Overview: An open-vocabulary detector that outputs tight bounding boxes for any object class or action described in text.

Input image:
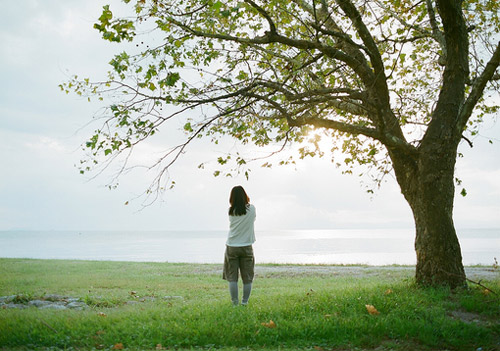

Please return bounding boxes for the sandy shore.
[256,265,499,280]
[187,263,499,281]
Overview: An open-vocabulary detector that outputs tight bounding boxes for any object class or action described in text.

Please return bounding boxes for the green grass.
[0,258,499,351]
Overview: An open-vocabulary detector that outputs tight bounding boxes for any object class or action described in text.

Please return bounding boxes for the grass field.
[0,258,499,351]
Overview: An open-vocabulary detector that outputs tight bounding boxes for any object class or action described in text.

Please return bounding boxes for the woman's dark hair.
[229,186,250,216]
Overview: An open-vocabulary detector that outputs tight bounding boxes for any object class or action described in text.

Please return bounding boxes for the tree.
[62,0,500,288]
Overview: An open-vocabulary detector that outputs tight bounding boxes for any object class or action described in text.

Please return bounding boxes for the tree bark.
[384,0,468,289]
[390,137,466,288]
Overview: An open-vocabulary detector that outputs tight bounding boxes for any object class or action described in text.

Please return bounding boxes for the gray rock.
[2,303,27,309]
[29,300,52,307]
[0,294,88,310]
[163,296,183,300]
[66,302,86,310]
[0,295,18,303]
[40,304,67,310]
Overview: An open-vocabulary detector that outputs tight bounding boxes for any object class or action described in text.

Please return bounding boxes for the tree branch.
[270,84,365,102]
[335,0,412,153]
[335,0,385,75]
[298,97,368,117]
[148,101,253,195]
[288,114,380,138]
[247,43,323,84]
[243,0,277,34]
[372,0,431,38]
[458,40,500,131]
[309,22,368,52]
[421,0,469,145]
[288,114,417,157]
[269,32,374,81]
[240,87,378,142]
[170,15,376,84]
[376,34,431,45]
[425,0,446,55]
[461,135,473,148]
[175,81,261,104]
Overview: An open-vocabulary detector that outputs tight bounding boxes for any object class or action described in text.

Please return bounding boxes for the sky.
[0,1,499,232]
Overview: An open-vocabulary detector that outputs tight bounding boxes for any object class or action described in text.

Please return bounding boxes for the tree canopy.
[62,0,499,194]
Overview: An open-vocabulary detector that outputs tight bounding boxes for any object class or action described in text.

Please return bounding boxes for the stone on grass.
[0,295,88,310]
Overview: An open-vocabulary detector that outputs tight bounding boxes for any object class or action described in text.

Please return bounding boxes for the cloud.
[25,136,67,154]
[0,1,498,232]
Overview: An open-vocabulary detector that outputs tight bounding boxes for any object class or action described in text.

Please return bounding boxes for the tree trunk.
[390,139,466,288]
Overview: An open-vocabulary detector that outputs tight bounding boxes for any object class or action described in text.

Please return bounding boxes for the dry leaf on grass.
[261,320,276,328]
[365,304,380,315]
[384,289,393,295]
[324,312,340,318]
[112,343,124,350]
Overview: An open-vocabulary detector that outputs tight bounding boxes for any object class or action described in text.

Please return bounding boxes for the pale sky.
[1,1,499,232]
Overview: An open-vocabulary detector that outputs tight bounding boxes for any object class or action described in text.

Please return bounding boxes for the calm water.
[0,228,498,265]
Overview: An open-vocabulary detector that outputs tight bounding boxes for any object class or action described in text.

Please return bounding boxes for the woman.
[223,185,256,306]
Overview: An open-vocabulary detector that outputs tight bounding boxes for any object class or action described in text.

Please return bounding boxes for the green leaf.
[166,72,180,86]
[213,1,223,11]
[367,148,377,156]
[99,5,113,22]
[236,70,249,80]
[400,53,406,64]
[184,122,193,132]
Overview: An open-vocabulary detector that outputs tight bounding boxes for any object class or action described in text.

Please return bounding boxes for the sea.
[0,228,498,266]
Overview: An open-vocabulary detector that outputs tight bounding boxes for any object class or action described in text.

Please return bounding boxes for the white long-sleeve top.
[226,204,256,247]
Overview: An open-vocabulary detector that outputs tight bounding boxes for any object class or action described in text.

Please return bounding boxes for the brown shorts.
[222,245,255,283]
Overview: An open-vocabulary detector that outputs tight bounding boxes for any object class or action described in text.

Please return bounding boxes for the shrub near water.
[0,259,499,350]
